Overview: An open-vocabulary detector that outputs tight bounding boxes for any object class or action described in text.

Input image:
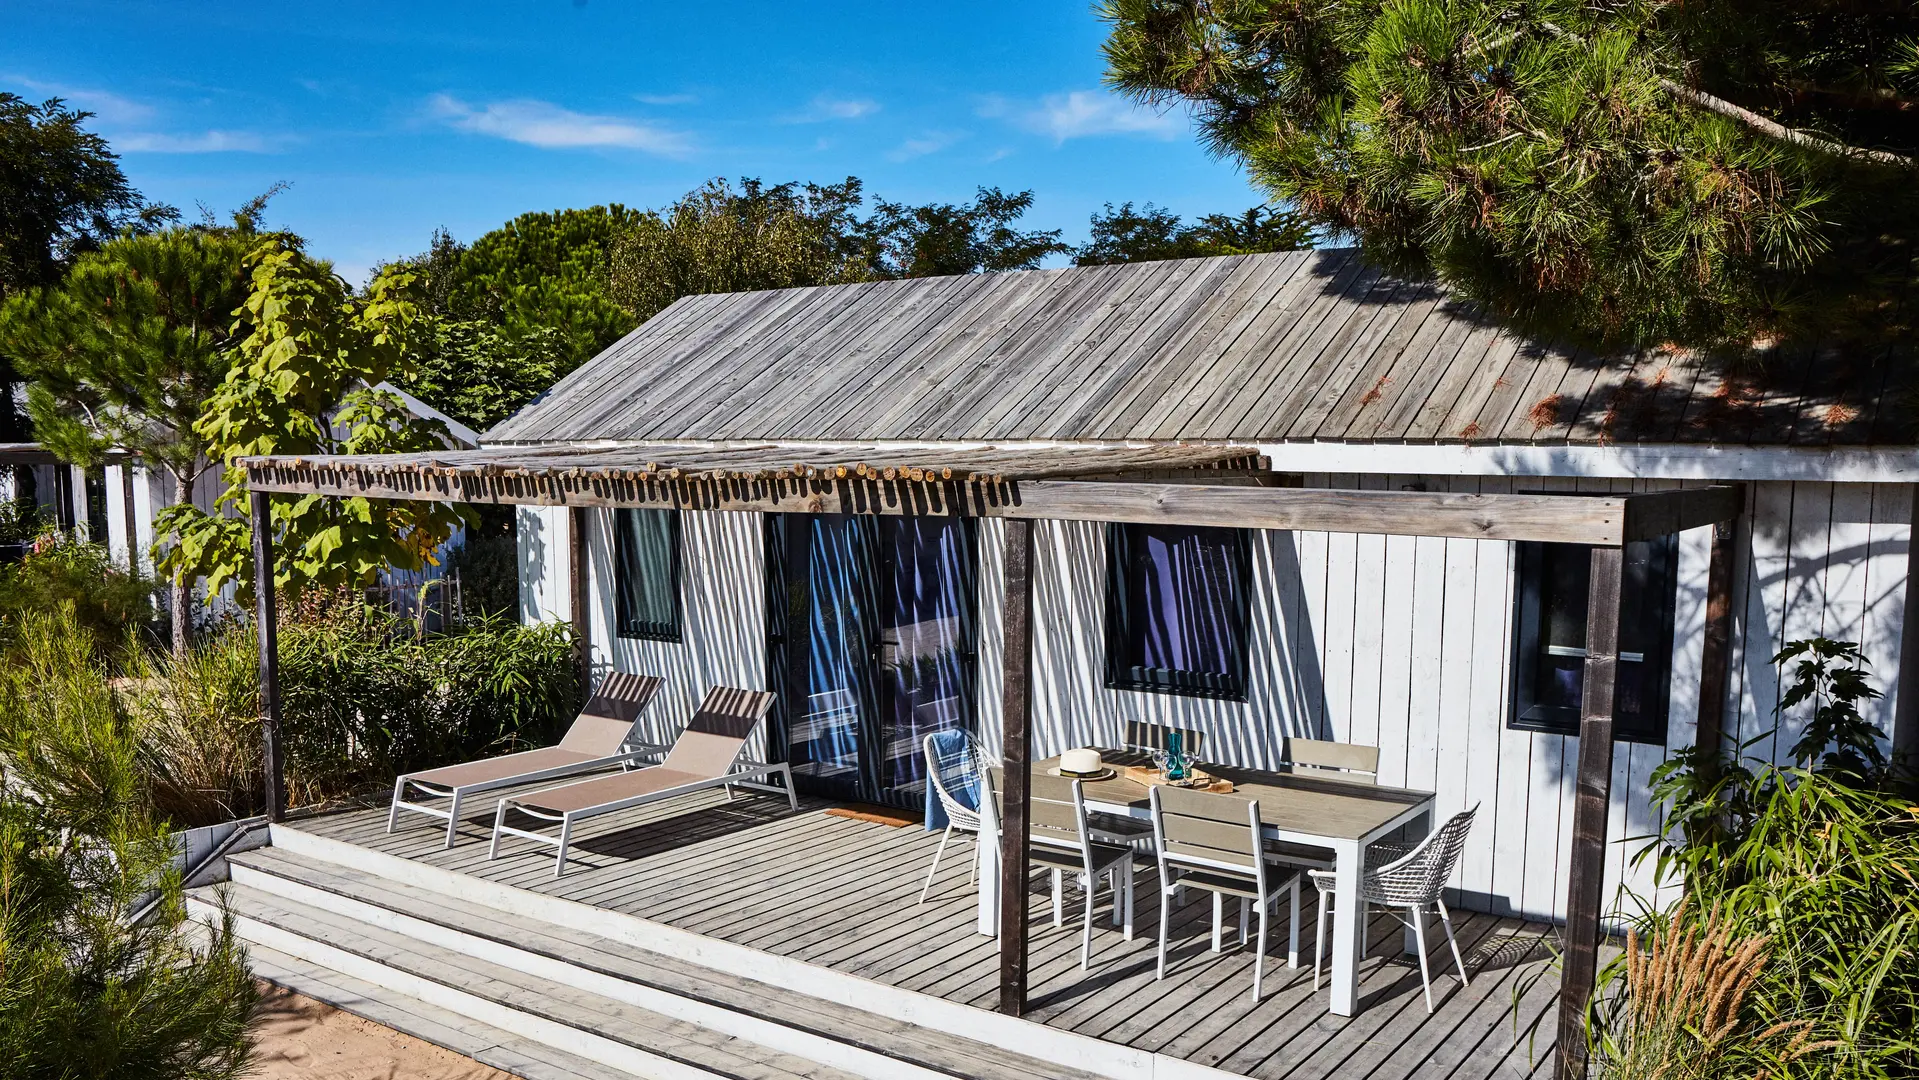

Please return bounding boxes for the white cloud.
[3,74,155,124]
[978,89,1181,143]
[634,92,697,106]
[116,130,273,153]
[887,129,965,162]
[786,94,880,123]
[428,94,690,155]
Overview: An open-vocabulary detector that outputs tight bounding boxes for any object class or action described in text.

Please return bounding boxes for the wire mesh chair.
[917,730,992,903]
[1310,805,1478,1013]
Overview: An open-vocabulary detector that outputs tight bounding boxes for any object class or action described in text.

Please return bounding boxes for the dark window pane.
[615,509,681,641]
[1105,523,1250,700]
[1510,535,1676,744]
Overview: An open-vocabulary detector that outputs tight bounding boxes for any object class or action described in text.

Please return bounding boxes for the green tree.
[0,93,174,444]
[1100,1,1919,348]
[1075,202,1314,265]
[0,607,258,1080]
[444,205,644,365]
[399,318,571,431]
[605,177,874,322]
[867,187,1068,277]
[0,225,257,655]
[157,240,468,604]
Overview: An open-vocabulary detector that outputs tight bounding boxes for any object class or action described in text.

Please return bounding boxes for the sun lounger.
[387,672,666,848]
[488,685,793,877]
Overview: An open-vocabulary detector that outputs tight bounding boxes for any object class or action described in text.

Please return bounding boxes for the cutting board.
[1117,763,1235,794]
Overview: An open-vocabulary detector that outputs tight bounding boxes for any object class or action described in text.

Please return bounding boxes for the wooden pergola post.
[1893,490,1919,788]
[998,518,1035,1016]
[570,507,591,690]
[1695,502,1741,767]
[1557,545,1623,1080]
[119,459,139,571]
[250,490,286,823]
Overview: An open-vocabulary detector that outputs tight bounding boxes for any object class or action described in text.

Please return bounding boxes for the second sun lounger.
[488,685,792,876]
[387,671,665,848]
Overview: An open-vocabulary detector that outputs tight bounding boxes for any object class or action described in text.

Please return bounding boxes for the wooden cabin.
[219,249,1918,1080]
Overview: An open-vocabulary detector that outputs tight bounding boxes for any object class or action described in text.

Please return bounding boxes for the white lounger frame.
[489,758,800,877]
[387,739,670,849]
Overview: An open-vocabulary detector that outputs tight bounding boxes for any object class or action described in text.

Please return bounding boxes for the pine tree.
[1100,1,1919,348]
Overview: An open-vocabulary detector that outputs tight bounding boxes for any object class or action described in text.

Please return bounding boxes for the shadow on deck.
[294,785,1561,1080]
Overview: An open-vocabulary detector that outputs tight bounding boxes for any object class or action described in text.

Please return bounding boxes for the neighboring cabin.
[488,247,1916,926]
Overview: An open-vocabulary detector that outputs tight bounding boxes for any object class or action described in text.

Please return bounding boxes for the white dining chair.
[917,731,989,903]
[1150,785,1301,1001]
[1310,805,1478,1013]
[989,767,1135,969]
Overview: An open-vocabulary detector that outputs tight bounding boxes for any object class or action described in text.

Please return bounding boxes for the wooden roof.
[484,249,1912,449]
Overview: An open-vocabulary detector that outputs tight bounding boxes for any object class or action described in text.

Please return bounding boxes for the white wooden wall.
[515,478,1913,927]
[975,478,1912,925]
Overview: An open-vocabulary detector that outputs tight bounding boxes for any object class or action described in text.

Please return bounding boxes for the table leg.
[977,815,1000,936]
[1330,837,1363,1017]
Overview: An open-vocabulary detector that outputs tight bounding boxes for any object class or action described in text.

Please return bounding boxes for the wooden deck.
[294,786,1561,1080]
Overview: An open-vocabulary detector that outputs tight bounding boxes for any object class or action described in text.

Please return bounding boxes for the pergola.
[240,440,1743,1080]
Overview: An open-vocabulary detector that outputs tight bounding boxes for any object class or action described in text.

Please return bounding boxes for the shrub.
[0,608,258,1080]
[138,603,582,812]
[124,626,265,828]
[0,531,156,655]
[442,504,518,620]
[1603,640,1919,1080]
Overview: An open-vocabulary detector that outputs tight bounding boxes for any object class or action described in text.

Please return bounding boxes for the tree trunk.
[171,470,191,661]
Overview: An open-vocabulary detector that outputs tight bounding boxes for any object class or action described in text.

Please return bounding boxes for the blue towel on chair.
[923,729,980,832]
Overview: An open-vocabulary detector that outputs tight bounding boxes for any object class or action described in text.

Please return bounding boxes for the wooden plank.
[250,490,285,822]
[1366,304,1494,441]
[1695,489,1741,764]
[1069,253,1294,439]
[1127,251,1336,439]
[1203,262,1388,439]
[999,517,1036,1016]
[569,507,590,686]
[1556,544,1622,1080]
[1311,289,1446,439]
[1619,485,1741,541]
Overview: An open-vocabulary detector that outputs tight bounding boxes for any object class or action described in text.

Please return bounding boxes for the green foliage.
[1775,638,1889,778]
[0,93,175,300]
[0,607,258,1080]
[443,205,644,365]
[0,226,256,478]
[440,504,519,620]
[1075,202,1315,265]
[123,627,263,828]
[0,533,155,653]
[606,178,875,322]
[1099,1,1919,348]
[398,318,571,432]
[271,604,581,797]
[866,187,1068,277]
[156,240,470,604]
[1622,640,1919,1079]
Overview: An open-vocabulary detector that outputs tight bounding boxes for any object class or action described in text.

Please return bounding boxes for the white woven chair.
[917,731,990,904]
[1310,805,1477,1013]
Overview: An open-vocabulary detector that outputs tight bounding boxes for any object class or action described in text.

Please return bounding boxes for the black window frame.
[1509,535,1678,744]
[1103,521,1253,702]
[614,508,683,643]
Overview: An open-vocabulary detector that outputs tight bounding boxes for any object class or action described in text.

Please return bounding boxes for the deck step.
[190,883,868,1080]
[248,944,627,1080]
[219,845,1110,1080]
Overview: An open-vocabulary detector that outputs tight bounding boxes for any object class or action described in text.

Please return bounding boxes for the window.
[1104,522,1251,700]
[1510,536,1678,743]
[614,509,681,641]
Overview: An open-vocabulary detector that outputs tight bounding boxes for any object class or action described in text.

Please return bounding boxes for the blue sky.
[5,1,1263,284]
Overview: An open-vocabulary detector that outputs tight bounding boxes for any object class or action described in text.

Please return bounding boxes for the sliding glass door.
[767,513,977,809]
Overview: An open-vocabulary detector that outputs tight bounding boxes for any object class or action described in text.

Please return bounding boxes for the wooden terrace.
[290,784,1564,1080]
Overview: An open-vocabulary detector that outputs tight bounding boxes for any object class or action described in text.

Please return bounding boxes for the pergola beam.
[241,462,1742,546]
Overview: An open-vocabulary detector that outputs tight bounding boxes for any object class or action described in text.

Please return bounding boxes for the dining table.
[973,748,1437,1018]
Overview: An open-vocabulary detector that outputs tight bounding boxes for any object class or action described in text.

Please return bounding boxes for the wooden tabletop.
[1036,749,1434,843]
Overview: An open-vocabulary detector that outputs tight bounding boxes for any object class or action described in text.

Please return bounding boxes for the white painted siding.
[517,479,1913,927]
[581,509,769,762]
[973,478,1913,924]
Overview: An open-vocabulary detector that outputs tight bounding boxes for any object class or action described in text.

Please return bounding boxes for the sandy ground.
[249,982,520,1080]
